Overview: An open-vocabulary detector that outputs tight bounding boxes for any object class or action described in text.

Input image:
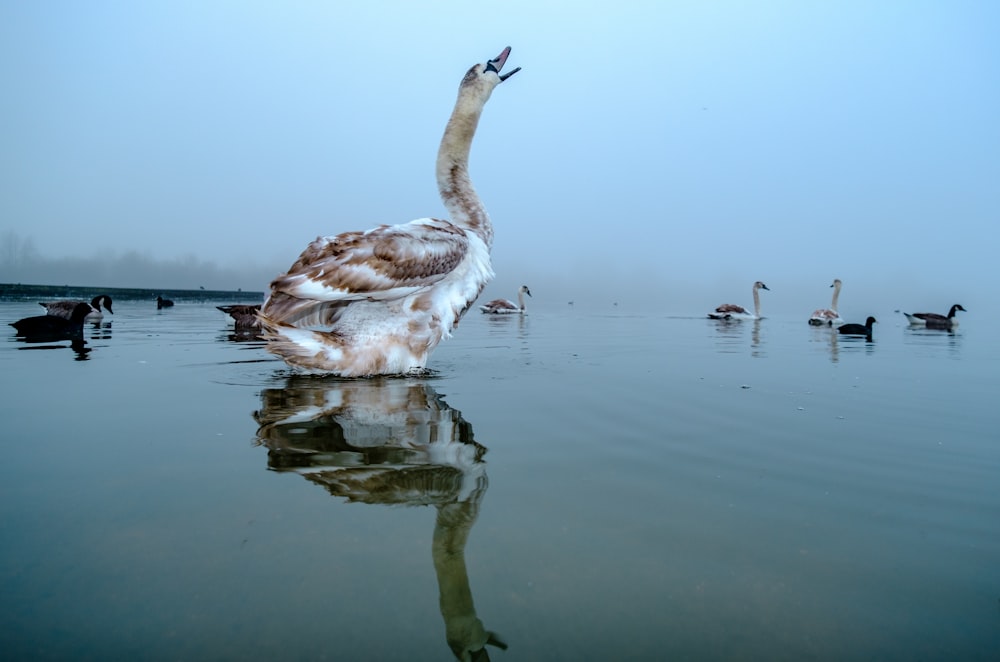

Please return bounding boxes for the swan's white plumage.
[480,285,531,314]
[259,47,519,375]
[707,281,769,320]
[809,279,844,325]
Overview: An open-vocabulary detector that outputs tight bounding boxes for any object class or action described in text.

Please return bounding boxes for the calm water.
[1,300,997,661]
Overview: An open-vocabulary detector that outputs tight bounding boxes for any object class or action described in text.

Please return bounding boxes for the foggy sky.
[1,1,997,317]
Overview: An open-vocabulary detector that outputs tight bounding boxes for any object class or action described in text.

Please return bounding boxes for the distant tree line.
[0,231,271,291]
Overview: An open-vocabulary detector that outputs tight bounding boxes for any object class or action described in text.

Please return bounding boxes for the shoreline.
[0,282,264,303]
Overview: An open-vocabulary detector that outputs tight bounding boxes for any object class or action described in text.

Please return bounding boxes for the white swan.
[808,279,844,326]
[40,295,113,322]
[903,304,965,328]
[707,281,769,320]
[479,285,531,314]
[258,47,520,375]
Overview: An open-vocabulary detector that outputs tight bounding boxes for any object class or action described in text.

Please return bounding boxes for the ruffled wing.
[481,298,516,310]
[263,219,469,326]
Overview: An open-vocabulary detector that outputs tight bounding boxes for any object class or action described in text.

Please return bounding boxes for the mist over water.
[2,240,983,326]
[0,241,274,292]
[2,2,995,360]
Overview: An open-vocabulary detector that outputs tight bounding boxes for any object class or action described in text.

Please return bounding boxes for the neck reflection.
[252,377,506,661]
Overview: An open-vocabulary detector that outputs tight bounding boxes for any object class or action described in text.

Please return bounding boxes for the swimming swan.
[903,304,965,328]
[808,279,844,326]
[480,285,531,314]
[258,47,520,376]
[40,295,113,322]
[707,281,769,320]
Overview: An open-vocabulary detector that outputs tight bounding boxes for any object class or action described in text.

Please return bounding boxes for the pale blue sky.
[1,1,997,315]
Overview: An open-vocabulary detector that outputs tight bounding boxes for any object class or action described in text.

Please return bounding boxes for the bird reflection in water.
[710,317,768,358]
[807,324,840,363]
[14,320,112,361]
[90,319,113,342]
[253,377,506,661]
[20,320,111,360]
[750,319,765,358]
[14,334,93,360]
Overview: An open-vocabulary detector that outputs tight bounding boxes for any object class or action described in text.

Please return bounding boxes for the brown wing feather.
[262,220,470,326]
[715,304,748,314]
[269,221,468,299]
[217,304,263,328]
[483,298,515,308]
[260,293,350,328]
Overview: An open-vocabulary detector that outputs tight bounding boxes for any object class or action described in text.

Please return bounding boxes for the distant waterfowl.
[707,281,770,320]
[808,279,844,326]
[480,285,531,314]
[40,295,113,322]
[157,296,174,309]
[838,316,877,336]
[903,304,965,328]
[11,302,92,337]
[217,304,262,330]
[257,46,521,376]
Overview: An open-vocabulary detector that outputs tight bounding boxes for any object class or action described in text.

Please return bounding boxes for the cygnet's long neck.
[437,93,494,248]
[517,288,526,311]
[830,281,841,311]
[753,284,762,317]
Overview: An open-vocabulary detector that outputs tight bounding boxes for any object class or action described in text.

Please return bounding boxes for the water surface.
[1,300,997,660]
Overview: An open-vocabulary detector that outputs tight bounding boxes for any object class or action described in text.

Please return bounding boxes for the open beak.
[486,46,521,82]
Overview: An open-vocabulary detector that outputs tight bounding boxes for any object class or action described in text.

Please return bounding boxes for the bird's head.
[460,46,520,100]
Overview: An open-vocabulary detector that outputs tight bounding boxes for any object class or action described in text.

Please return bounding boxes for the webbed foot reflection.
[253,376,506,661]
